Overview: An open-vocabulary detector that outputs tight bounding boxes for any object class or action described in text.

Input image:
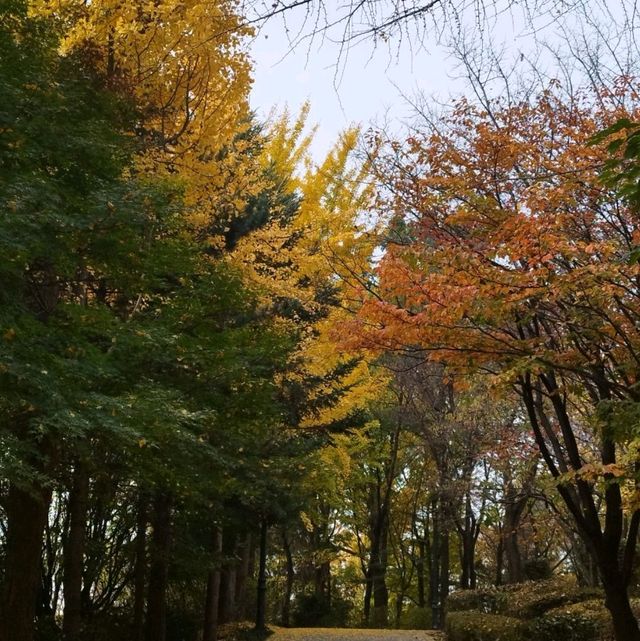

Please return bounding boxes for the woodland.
[3,2,640,641]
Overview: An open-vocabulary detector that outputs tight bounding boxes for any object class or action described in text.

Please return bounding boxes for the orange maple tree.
[347,80,640,640]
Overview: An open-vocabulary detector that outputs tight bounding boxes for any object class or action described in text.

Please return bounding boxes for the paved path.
[270,628,444,641]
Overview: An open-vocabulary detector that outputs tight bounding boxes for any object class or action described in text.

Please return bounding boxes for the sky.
[248,16,450,155]
[247,0,639,160]
[247,6,468,157]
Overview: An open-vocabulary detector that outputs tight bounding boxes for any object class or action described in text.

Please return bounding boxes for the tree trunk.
[203,527,223,641]
[0,481,53,641]
[218,531,237,624]
[63,462,90,641]
[372,553,389,627]
[428,496,448,630]
[416,537,426,607]
[520,374,640,641]
[40,497,62,626]
[220,566,237,624]
[235,533,252,620]
[363,567,373,626]
[439,529,449,626]
[602,570,640,641]
[495,528,504,586]
[145,492,172,641]
[255,520,268,631]
[282,530,294,627]
[133,493,148,641]
[395,593,403,628]
[428,500,440,630]
[503,499,524,583]
[458,493,477,590]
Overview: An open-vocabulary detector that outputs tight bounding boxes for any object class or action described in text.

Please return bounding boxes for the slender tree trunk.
[222,566,237,624]
[372,555,389,626]
[363,567,373,626]
[395,593,403,628]
[315,561,331,604]
[145,492,172,641]
[218,531,237,624]
[428,496,449,630]
[366,486,391,626]
[235,533,252,619]
[40,498,63,626]
[203,527,223,641]
[255,520,268,631]
[63,462,90,641]
[439,529,449,625]
[495,528,504,586]
[429,498,441,630]
[458,493,477,590]
[0,481,53,641]
[133,493,148,641]
[416,538,426,608]
[282,530,294,627]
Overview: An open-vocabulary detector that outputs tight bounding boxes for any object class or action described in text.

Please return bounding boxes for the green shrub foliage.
[527,599,613,641]
[447,588,504,614]
[446,578,611,641]
[398,605,432,630]
[446,611,525,641]
[500,576,602,619]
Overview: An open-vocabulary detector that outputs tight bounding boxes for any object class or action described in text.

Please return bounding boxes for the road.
[269,628,444,641]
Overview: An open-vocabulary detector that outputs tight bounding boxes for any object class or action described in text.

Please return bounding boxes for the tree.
[348,80,640,640]
[0,5,186,638]
[0,6,285,641]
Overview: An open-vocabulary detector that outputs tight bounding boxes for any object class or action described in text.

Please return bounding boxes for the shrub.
[399,605,432,629]
[166,608,200,641]
[447,587,503,614]
[445,611,524,641]
[499,576,602,619]
[523,558,553,581]
[527,599,613,641]
[291,593,352,627]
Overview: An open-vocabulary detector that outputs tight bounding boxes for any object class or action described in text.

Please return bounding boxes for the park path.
[270,628,444,641]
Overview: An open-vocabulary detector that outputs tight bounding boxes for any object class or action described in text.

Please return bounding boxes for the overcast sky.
[248,6,471,157]
[247,1,638,159]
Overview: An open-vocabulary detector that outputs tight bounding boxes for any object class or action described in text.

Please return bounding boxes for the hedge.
[447,588,504,614]
[499,576,602,619]
[445,611,525,641]
[447,576,603,619]
[527,599,613,641]
[445,577,616,641]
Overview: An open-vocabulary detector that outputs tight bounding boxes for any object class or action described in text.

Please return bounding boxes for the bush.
[291,593,352,627]
[166,608,200,641]
[446,578,615,641]
[527,599,613,641]
[399,605,432,629]
[445,611,524,641]
[80,610,134,641]
[523,558,553,581]
[447,587,504,614]
[499,576,602,619]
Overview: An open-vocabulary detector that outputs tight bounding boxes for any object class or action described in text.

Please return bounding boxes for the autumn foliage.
[5,2,640,640]
[346,80,640,639]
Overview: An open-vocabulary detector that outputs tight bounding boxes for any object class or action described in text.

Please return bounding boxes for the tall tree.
[349,81,640,639]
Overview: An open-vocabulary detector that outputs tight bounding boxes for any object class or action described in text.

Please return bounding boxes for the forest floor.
[267,627,445,641]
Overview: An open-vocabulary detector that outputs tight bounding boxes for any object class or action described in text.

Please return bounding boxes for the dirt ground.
[269,627,445,641]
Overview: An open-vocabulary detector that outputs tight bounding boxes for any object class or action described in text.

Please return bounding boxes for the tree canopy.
[3,2,640,641]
